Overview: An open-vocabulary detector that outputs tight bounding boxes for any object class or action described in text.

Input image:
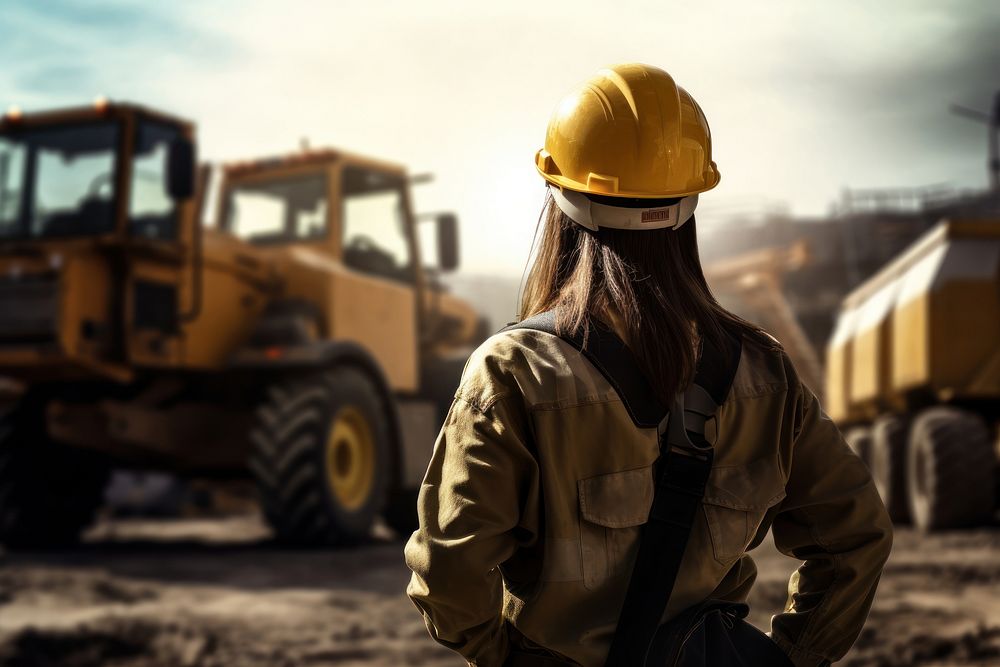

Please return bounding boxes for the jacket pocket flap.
[578,467,653,528]
[703,458,786,511]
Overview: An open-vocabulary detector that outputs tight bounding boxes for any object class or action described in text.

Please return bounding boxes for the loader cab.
[219,152,459,278]
[217,151,464,392]
[0,103,195,245]
[221,154,432,281]
[0,102,197,381]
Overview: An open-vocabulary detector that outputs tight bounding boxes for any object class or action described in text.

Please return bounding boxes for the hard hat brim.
[549,185,698,231]
[535,153,721,200]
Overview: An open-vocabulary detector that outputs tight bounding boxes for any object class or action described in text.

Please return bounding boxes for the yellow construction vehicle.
[705,240,824,395]
[826,219,1000,531]
[0,101,481,546]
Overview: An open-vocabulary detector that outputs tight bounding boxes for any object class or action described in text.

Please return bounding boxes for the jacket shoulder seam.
[454,391,510,414]
[528,393,623,413]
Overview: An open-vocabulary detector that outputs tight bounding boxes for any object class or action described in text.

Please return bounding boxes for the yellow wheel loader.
[826,219,1000,531]
[0,102,483,547]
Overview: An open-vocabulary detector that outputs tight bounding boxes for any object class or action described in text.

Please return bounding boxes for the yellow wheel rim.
[324,406,376,511]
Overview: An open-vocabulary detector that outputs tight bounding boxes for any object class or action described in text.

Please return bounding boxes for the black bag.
[504,312,793,667]
[648,600,793,667]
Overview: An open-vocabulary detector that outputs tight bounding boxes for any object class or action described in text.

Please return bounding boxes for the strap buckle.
[658,398,714,461]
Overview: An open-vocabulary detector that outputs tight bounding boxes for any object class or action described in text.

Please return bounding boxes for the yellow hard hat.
[535,63,720,199]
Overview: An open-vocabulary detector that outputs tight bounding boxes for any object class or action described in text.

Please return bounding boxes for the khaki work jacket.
[405,327,893,667]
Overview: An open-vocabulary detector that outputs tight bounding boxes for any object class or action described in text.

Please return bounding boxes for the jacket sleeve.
[769,381,894,667]
[404,392,539,667]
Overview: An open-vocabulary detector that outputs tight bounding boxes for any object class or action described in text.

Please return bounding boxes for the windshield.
[225,173,328,244]
[0,121,120,239]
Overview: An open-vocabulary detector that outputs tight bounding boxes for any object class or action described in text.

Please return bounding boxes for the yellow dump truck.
[826,218,1000,531]
[0,101,482,547]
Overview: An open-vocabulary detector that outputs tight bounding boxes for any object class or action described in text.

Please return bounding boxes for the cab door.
[123,117,190,368]
[332,163,419,392]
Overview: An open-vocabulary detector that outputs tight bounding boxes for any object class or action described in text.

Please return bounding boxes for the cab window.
[341,166,412,282]
[225,173,328,243]
[0,122,121,239]
[130,120,182,240]
[0,137,27,233]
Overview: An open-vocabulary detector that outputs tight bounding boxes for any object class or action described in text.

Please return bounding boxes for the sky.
[1,0,998,275]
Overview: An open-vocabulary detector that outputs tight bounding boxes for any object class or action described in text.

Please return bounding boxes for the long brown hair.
[519,192,777,404]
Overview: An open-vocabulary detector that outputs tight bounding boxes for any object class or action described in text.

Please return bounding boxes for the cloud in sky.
[2,0,998,274]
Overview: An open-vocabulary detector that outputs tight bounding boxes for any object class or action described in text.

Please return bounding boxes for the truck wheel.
[871,414,910,524]
[908,407,995,531]
[0,399,109,548]
[843,426,873,470]
[250,367,390,546]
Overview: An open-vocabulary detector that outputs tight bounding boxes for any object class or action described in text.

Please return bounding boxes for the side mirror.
[167,138,196,200]
[436,212,459,272]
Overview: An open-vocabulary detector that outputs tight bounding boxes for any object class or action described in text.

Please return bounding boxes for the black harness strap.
[503,311,742,667]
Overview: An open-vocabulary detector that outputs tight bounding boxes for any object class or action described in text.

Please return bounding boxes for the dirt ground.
[0,515,998,667]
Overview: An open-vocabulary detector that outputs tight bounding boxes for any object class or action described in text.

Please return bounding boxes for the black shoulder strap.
[502,311,742,666]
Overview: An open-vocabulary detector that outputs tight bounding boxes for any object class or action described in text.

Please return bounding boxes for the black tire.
[843,426,873,470]
[908,406,995,532]
[871,414,911,524]
[383,489,419,537]
[250,366,390,546]
[0,398,109,548]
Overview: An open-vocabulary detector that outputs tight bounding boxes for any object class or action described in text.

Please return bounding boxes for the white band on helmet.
[549,186,698,232]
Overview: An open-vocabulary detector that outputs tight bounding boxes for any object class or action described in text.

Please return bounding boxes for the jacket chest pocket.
[702,459,786,565]
[577,466,653,590]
